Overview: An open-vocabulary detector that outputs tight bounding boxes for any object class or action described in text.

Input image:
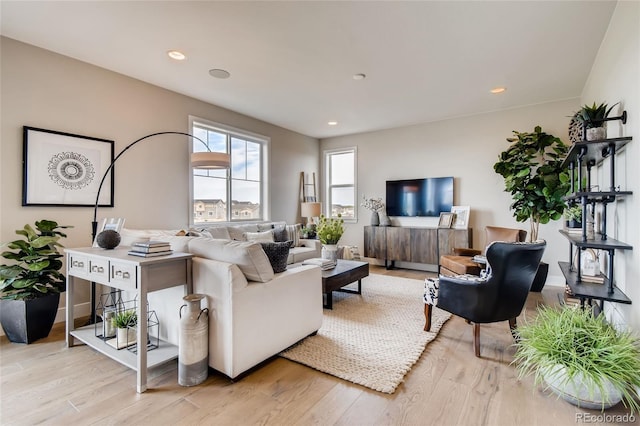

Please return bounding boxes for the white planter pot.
[542,364,622,410]
[321,244,339,261]
[586,126,606,141]
[116,327,137,349]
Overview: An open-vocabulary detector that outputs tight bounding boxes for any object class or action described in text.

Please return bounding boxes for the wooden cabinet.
[364,226,471,267]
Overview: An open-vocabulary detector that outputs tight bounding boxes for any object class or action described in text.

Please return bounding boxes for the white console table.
[65,247,193,393]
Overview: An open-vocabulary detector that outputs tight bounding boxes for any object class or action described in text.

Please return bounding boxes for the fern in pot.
[514,306,640,413]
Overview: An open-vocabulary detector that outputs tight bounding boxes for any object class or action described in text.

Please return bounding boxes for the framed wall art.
[22,126,114,207]
[451,205,471,229]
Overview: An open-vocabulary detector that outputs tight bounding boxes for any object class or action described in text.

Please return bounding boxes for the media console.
[363,226,472,269]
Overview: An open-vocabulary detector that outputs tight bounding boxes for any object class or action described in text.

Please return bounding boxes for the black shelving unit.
[560,122,633,311]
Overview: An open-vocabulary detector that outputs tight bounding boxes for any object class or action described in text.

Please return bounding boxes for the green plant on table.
[493,126,570,241]
[513,306,640,413]
[564,205,582,222]
[0,220,71,300]
[112,310,138,329]
[316,214,344,245]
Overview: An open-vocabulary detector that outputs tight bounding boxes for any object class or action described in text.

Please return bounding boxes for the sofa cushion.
[188,238,274,282]
[260,241,291,273]
[285,224,302,247]
[206,227,231,240]
[272,225,289,243]
[245,230,275,242]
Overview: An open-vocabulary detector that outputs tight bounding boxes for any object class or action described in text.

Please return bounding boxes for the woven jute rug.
[279,274,450,394]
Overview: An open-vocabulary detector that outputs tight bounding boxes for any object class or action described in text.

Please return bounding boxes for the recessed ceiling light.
[490,86,506,94]
[209,69,231,79]
[353,73,366,80]
[167,50,186,61]
[328,121,338,126]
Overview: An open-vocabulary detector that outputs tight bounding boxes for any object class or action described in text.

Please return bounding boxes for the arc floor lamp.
[89,131,230,322]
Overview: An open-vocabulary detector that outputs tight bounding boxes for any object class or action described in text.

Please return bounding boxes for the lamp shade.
[191,152,231,169]
[301,202,322,218]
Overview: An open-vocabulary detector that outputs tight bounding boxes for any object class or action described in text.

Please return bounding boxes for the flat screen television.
[386,177,454,217]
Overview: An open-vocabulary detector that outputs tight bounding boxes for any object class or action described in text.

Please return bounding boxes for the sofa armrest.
[298,238,321,252]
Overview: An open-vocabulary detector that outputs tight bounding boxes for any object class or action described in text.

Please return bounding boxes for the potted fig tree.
[494,126,570,291]
[0,220,71,343]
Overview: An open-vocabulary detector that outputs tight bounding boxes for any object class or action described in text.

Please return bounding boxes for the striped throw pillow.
[285,224,301,247]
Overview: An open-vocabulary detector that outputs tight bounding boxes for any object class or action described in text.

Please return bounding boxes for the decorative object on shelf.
[88,131,229,325]
[493,126,569,242]
[92,217,125,247]
[514,306,640,413]
[450,206,470,229]
[179,294,209,386]
[575,102,619,141]
[0,220,71,343]
[361,195,385,227]
[96,229,121,249]
[438,212,454,228]
[379,211,392,226]
[22,126,115,207]
[568,112,583,144]
[563,205,582,229]
[111,309,138,350]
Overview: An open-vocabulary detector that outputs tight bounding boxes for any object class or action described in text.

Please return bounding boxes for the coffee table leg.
[357,279,362,294]
[324,292,333,310]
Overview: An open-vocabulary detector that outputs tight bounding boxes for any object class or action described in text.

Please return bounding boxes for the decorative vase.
[586,126,606,141]
[321,244,339,262]
[179,294,209,386]
[0,293,60,344]
[543,364,622,410]
[379,211,392,226]
[370,211,380,226]
[96,230,121,249]
[116,326,136,348]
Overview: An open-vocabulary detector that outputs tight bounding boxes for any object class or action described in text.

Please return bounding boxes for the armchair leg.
[424,304,433,331]
[509,318,519,342]
[473,323,480,357]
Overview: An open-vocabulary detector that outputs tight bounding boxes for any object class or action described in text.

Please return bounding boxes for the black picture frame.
[22,126,114,207]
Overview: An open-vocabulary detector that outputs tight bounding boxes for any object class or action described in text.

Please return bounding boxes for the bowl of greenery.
[514,306,640,413]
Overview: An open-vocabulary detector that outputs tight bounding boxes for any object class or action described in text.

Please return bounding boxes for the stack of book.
[580,274,605,284]
[562,285,581,306]
[128,241,173,257]
[302,258,337,270]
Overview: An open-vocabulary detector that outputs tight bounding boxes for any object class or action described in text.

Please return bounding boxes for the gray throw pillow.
[260,241,292,273]
[273,225,288,243]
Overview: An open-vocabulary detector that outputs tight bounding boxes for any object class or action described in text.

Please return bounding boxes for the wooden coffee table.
[321,259,369,309]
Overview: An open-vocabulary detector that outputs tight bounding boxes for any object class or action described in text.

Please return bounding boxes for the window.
[324,147,356,220]
[190,117,269,225]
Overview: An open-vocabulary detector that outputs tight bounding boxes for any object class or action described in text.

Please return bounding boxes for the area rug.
[279,274,450,394]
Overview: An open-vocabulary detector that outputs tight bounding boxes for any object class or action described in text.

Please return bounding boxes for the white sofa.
[119,225,323,379]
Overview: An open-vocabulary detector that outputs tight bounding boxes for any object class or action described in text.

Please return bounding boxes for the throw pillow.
[245,230,275,242]
[285,223,301,247]
[227,226,248,241]
[206,227,231,240]
[260,241,291,273]
[272,225,288,243]
[257,223,275,231]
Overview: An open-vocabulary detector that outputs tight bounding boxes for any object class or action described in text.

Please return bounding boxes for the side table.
[65,247,193,393]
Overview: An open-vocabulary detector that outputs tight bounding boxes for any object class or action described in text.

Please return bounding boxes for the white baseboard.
[0,302,91,337]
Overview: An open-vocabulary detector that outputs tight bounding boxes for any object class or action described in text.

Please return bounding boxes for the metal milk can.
[178,294,209,386]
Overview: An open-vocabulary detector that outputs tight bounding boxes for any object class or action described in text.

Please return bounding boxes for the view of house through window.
[325,148,356,220]
[191,118,267,224]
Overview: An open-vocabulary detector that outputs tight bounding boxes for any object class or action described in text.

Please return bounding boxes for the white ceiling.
[1,1,616,139]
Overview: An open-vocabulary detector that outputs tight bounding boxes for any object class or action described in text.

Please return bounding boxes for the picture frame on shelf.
[450,206,470,229]
[93,217,126,247]
[22,126,114,207]
[438,212,454,228]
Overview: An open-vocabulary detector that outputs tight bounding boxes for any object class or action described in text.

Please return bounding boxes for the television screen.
[386,177,453,217]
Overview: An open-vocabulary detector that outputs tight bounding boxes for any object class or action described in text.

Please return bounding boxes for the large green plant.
[493,126,569,241]
[0,220,71,300]
[514,306,640,413]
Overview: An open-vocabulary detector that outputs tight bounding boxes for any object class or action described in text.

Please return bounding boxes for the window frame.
[189,116,270,225]
[323,147,357,223]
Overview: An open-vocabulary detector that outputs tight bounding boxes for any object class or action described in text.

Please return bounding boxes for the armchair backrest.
[485,241,546,321]
[485,226,527,244]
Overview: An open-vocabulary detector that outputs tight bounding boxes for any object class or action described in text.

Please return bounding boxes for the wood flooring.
[0,265,634,425]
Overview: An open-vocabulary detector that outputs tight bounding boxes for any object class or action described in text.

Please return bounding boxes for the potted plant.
[576,102,618,141]
[564,205,582,229]
[493,126,570,291]
[316,214,345,261]
[0,220,71,343]
[514,306,640,413]
[112,309,137,349]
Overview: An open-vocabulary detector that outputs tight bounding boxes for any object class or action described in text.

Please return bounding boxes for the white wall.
[0,37,319,316]
[580,1,639,331]
[321,99,580,282]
